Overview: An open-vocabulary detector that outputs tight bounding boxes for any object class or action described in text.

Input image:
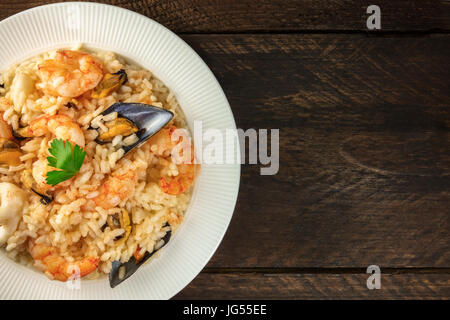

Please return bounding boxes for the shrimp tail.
[29,241,99,282]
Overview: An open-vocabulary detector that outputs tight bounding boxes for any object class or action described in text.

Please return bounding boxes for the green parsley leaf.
[45,139,86,186]
[46,170,77,186]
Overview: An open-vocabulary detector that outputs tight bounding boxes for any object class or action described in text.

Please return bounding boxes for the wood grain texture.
[1,1,449,299]
[0,0,449,32]
[174,272,450,299]
[179,34,450,268]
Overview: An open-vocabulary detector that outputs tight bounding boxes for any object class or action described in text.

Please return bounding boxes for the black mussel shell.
[109,223,172,288]
[99,103,173,154]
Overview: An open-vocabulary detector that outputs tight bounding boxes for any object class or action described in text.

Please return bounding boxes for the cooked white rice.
[0,47,196,279]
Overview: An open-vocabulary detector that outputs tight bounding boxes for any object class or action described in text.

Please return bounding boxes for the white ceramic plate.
[0,2,240,299]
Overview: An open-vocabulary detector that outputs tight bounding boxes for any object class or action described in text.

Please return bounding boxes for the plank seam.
[202,267,450,275]
[177,29,450,35]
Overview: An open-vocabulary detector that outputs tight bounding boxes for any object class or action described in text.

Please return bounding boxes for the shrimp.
[31,158,62,193]
[28,242,99,281]
[0,101,14,140]
[0,113,13,140]
[93,169,136,209]
[0,97,11,112]
[25,114,85,147]
[159,164,197,195]
[148,126,199,195]
[37,50,103,98]
[18,114,85,193]
[24,157,71,198]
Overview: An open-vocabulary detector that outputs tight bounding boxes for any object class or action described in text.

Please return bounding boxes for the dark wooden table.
[2,0,449,299]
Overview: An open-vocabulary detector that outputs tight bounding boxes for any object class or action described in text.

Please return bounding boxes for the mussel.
[107,208,132,246]
[12,126,32,141]
[109,223,172,288]
[65,99,79,109]
[0,138,22,167]
[93,102,174,154]
[20,170,53,205]
[96,117,139,144]
[92,69,128,99]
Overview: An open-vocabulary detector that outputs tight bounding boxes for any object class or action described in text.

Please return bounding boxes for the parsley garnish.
[45,139,86,186]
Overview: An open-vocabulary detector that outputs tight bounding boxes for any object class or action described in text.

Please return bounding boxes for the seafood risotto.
[0,47,199,284]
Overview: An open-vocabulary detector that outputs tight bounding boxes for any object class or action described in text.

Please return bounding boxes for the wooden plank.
[0,0,449,32]
[178,34,450,268]
[174,272,450,299]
